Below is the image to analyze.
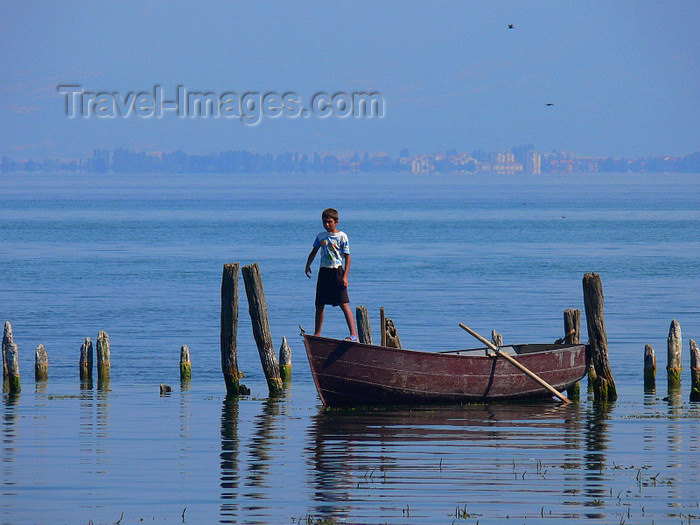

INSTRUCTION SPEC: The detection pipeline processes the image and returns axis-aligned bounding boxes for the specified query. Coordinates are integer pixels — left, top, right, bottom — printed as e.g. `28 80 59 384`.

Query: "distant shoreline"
2 148 699 176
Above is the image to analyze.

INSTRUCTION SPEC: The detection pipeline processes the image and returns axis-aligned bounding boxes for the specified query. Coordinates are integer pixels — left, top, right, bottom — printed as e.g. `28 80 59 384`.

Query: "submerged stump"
279 337 292 382
582 273 617 401
242 263 283 396
667 319 682 391
356 305 373 345
35 344 48 381
690 339 700 402
644 344 656 392
180 344 192 381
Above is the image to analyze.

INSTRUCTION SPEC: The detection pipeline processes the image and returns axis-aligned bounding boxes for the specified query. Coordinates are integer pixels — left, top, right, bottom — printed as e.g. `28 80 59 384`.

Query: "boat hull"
303 335 589 407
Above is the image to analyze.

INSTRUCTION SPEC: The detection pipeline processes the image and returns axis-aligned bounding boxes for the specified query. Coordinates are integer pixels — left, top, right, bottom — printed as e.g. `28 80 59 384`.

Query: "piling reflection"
581 401 611 518
79 385 96 470
219 395 240 524
243 390 289 508
2 393 20 495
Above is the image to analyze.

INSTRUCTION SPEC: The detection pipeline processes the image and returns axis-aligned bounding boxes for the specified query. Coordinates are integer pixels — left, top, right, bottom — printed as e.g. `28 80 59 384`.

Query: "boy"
305 208 358 341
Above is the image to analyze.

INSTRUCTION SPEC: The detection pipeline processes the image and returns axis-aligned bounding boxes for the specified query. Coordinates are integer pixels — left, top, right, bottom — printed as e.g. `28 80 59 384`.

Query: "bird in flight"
546 103 554 106
508 24 514 29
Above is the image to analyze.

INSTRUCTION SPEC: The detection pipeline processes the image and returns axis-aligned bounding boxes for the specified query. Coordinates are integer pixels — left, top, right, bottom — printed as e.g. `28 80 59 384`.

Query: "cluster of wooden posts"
1 322 114 394
220 262 292 397
2 270 698 403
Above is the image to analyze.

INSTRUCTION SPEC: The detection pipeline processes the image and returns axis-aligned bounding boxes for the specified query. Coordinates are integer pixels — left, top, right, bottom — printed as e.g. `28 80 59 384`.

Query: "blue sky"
1 1 697 159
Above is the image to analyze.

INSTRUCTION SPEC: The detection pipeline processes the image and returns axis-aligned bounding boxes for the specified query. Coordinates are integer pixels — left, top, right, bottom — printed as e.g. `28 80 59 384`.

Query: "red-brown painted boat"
303 334 590 407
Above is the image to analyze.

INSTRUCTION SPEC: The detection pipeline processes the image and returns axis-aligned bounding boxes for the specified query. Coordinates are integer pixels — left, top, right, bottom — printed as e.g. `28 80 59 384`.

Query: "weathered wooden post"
380 307 386 347
80 337 93 381
582 273 617 401
690 339 700 402
1 321 8 382
242 263 283 396
644 344 656 391
180 344 192 381
96 331 110 384
221 263 242 395
564 308 581 401
279 337 292 382
3 322 20 393
384 318 402 349
356 305 373 344
35 344 48 381
667 319 682 390
491 330 503 347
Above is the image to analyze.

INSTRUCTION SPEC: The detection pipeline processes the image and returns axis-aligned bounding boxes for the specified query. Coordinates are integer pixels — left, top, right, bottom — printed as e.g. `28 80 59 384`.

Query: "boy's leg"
339 302 358 339
314 304 325 336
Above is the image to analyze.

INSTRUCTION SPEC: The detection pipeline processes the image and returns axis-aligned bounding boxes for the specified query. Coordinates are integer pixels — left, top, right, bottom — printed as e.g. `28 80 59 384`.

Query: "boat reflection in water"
305 401 623 523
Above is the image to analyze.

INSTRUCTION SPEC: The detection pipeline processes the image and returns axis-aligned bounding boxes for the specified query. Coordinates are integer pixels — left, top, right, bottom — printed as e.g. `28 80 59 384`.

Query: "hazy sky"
1 1 697 159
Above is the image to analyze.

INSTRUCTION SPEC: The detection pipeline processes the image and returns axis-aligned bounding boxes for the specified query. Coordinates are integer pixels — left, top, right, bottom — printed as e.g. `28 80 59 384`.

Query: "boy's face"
323 216 338 233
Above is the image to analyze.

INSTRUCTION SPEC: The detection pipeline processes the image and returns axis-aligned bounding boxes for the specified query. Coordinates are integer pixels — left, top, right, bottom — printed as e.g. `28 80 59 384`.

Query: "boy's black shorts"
315 267 349 306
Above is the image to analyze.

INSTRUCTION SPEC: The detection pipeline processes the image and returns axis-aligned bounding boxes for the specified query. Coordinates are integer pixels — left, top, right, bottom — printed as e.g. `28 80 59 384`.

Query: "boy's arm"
305 247 319 278
342 253 351 287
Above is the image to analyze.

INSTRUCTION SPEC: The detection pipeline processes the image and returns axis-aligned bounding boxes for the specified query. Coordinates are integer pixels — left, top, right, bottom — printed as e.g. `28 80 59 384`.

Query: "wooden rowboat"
303 334 589 407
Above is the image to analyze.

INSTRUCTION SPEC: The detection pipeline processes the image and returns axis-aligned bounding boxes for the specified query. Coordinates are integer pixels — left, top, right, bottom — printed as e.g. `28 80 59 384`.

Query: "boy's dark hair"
322 208 339 221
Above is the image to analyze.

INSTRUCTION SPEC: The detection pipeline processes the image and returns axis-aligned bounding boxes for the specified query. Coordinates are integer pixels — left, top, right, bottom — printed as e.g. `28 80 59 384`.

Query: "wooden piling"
35 344 48 381
241 263 283 396
96 331 110 382
279 337 292 382
582 273 617 401
644 344 656 391
380 307 386 347
384 318 402 349
564 308 581 401
221 263 241 395
689 339 700 402
356 305 373 344
491 330 503 347
180 344 191 381
3 322 20 393
80 337 93 381
2 321 11 382
666 319 682 390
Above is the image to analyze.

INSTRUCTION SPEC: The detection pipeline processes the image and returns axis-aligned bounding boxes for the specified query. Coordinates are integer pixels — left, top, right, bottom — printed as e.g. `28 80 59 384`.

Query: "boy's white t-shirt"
314 231 350 269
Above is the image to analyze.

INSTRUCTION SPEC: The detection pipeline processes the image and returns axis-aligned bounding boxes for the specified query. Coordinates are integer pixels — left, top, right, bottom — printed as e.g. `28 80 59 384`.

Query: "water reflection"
307 402 586 522
219 396 240 524
582 401 611 518
2 393 20 497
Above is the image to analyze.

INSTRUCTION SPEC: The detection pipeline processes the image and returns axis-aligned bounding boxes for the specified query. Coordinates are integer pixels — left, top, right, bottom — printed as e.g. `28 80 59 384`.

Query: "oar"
459 323 571 405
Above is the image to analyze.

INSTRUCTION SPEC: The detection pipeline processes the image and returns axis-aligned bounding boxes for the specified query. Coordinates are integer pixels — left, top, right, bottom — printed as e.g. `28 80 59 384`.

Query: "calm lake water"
1 171 699 524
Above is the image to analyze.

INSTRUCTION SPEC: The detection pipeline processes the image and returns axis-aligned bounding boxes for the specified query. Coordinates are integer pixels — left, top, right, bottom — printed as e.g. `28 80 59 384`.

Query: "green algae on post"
180 344 191 381
582 273 617 401
690 339 700 402
279 337 292 382
666 319 682 391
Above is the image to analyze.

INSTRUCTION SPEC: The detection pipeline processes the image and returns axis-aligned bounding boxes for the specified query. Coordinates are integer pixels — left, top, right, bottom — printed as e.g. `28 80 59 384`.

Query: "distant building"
525 152 541 175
